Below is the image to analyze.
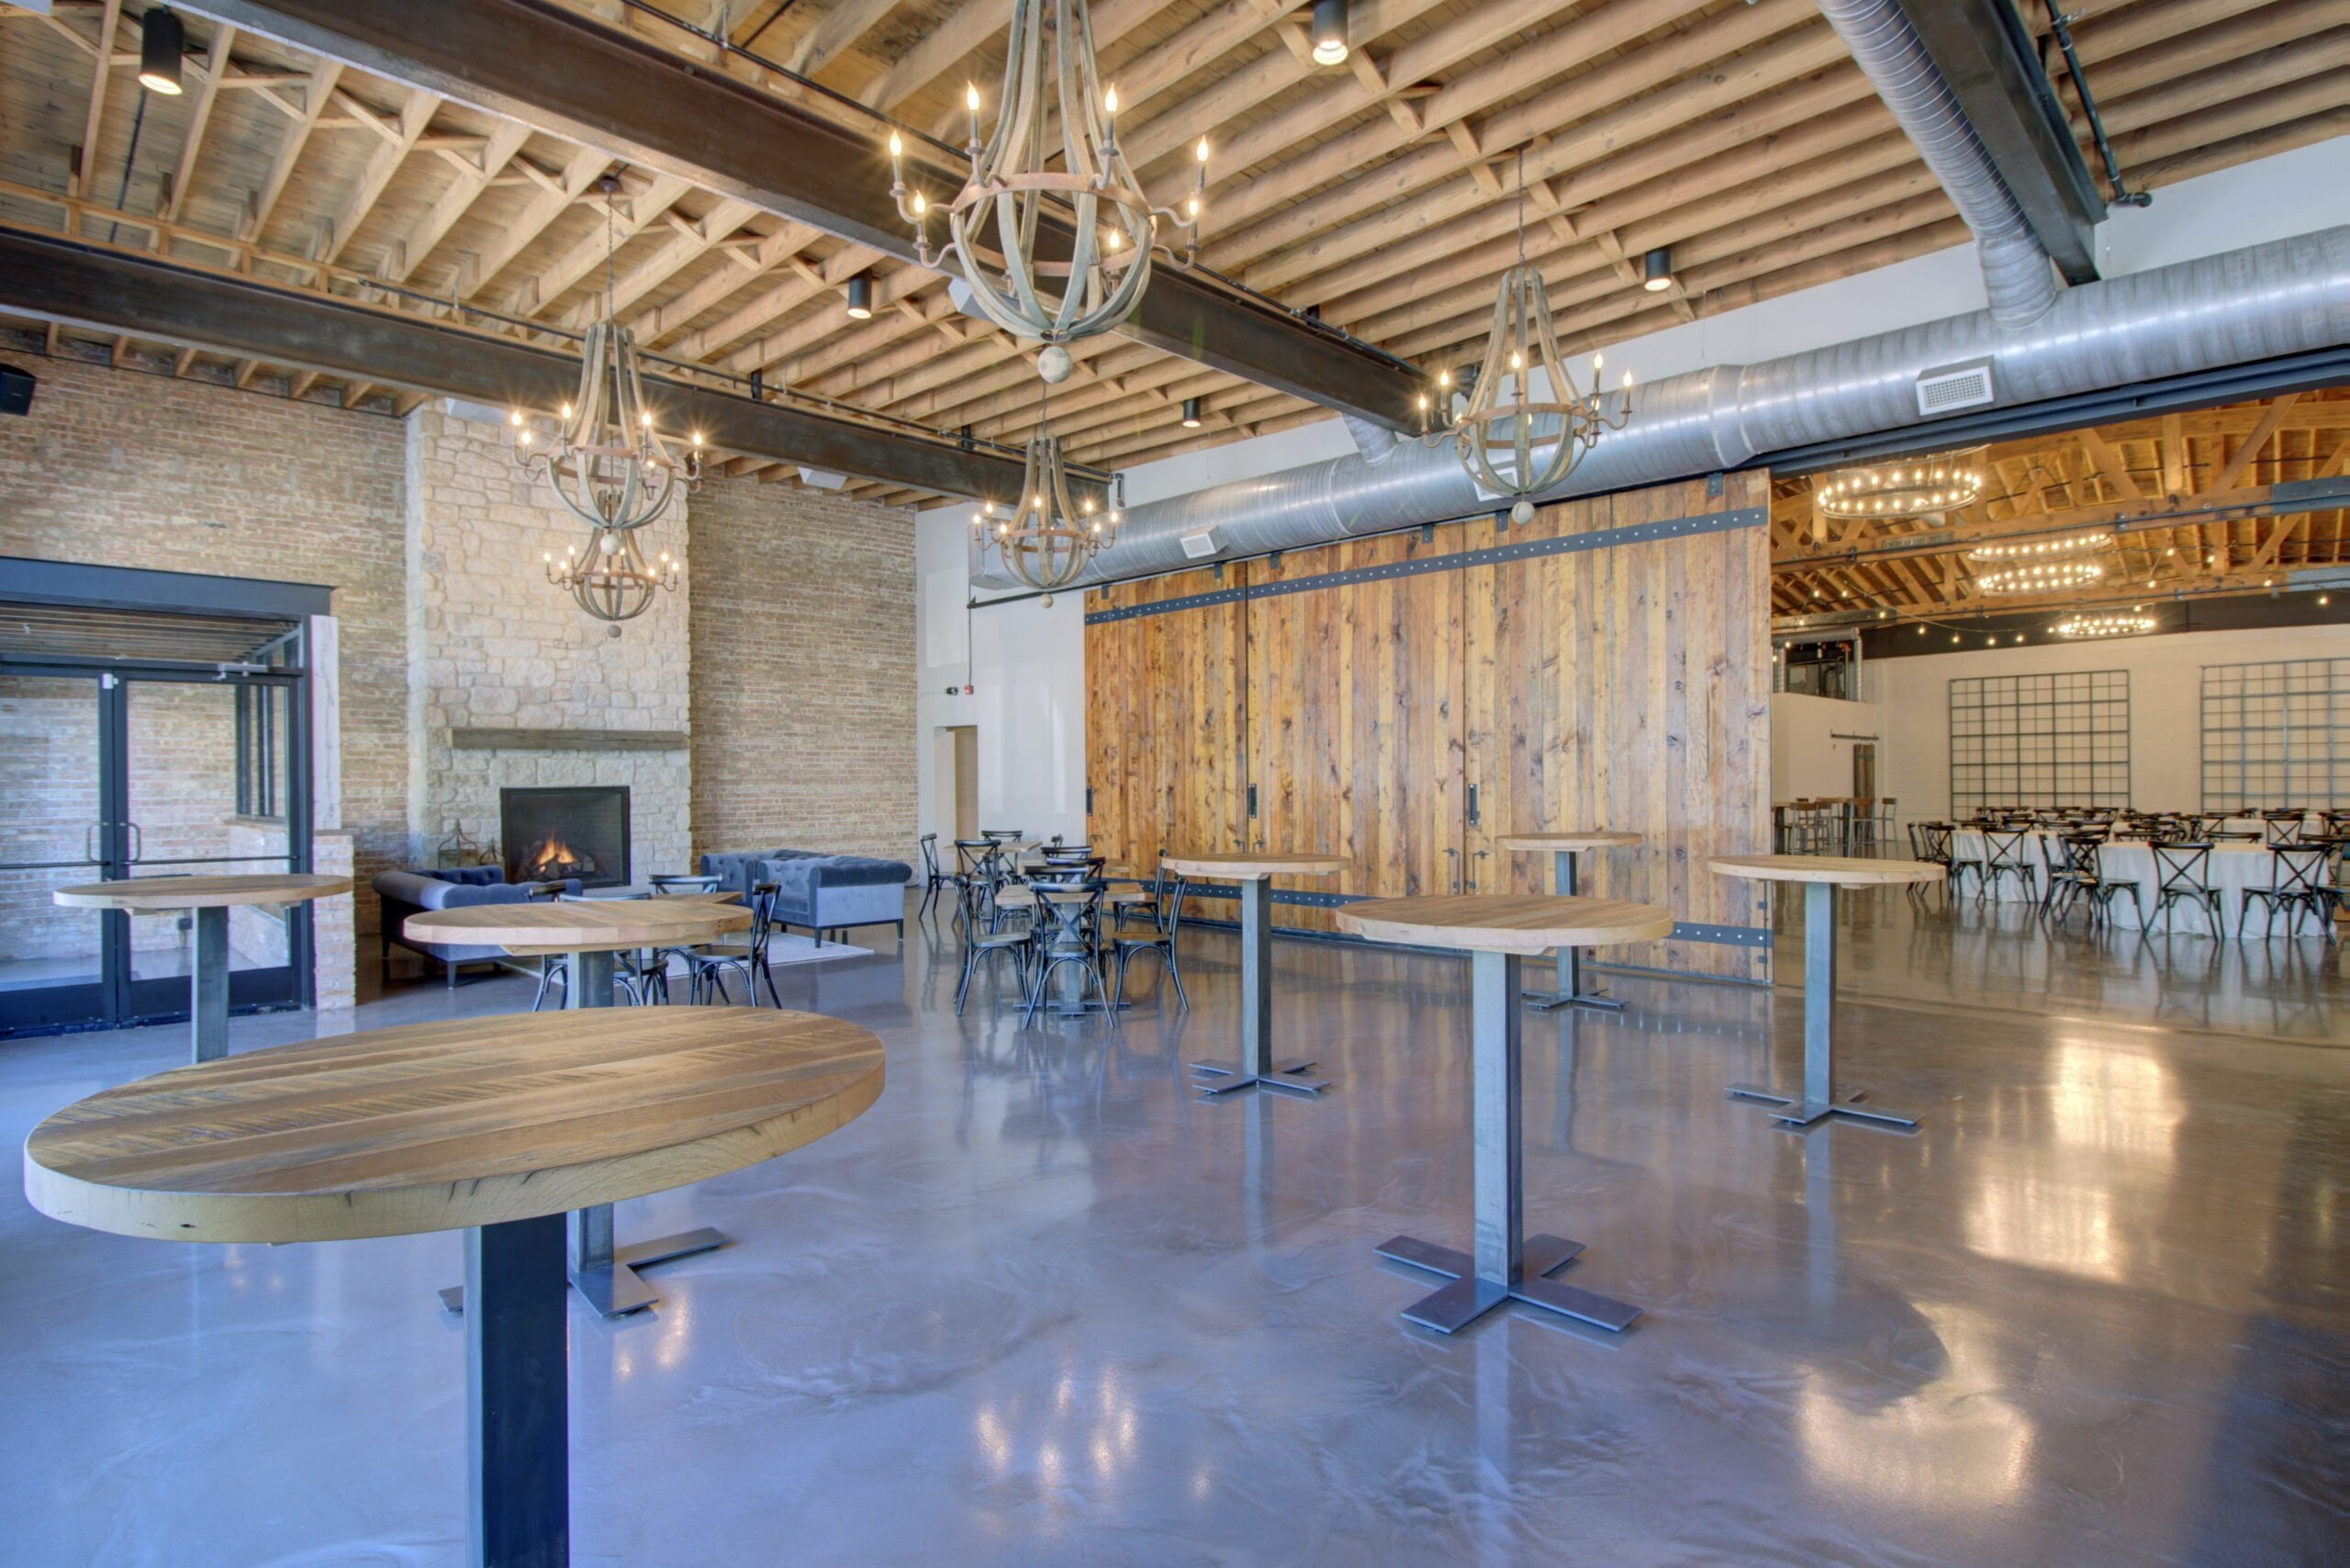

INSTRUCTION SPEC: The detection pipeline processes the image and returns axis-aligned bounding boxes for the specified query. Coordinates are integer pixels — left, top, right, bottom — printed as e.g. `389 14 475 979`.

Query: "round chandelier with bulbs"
889 0 1207 384
545 528 680 622
510 174 700 624
1814 451 1985 519
974 390 1119 603
1453 151 1631 523
1967 528 2111 564
2053 611 2155 638
1975 558 2104 595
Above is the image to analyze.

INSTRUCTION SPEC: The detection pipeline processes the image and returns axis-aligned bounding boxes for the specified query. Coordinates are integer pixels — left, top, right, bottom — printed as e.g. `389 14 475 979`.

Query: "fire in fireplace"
500 786 631 890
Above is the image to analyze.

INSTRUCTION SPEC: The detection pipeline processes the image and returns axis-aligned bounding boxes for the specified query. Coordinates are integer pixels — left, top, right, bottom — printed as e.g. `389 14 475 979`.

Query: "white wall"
1872 622 2350 826
1771 692 1885 800
912 510 1088 847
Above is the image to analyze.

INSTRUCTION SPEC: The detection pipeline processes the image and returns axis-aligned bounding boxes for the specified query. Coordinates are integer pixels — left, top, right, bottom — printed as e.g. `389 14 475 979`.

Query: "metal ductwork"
980 228 2350 589
1816 0 2064 330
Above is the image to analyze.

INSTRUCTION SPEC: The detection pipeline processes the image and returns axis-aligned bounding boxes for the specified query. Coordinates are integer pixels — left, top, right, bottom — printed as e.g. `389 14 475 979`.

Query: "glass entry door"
0 673 108 1030
0 666 308 1037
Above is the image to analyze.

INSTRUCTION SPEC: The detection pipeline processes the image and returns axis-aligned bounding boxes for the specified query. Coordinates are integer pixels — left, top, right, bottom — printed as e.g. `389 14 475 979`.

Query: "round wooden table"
1709 855 1945 1131
24 1008 882 1568
402 896 754 1317
1338 893 1672 1336
53 873 352 1065
1495 832 1645 1011
1161 853 1348 1097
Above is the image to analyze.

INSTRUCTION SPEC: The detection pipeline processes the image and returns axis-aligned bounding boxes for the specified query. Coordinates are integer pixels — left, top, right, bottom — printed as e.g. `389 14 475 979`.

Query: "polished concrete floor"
4 891 2344 1565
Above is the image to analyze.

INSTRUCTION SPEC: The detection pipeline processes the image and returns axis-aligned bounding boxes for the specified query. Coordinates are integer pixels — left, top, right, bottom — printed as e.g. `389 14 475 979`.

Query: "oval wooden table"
1161 853 1348 1097
24 1008 882 1568
403 896 754 1318
1338 893 1673 1336
53 873 353 1065
1708 855 1945 1131
1495 833 1646 1012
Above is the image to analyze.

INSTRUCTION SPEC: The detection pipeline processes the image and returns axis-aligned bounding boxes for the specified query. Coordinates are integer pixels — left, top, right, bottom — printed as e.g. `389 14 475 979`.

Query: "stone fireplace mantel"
451 729 689 752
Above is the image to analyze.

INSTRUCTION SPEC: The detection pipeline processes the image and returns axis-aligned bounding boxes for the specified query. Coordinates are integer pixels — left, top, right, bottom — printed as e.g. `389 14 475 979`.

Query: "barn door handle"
1247 784 1259 819
1444 846 1460 893
1468 848 1488 890
1466 783 1480 826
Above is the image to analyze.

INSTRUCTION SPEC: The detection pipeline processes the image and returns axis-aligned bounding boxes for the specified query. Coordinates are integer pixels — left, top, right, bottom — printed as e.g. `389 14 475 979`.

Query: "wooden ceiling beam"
460 144 612 301
185 0 1422 426
382 120 531 283
319 89 442 266
1221 7 1841 291
241 60 343 245
510 172 693 317
784 0 905 79
161 20 238 223
69 1 123 202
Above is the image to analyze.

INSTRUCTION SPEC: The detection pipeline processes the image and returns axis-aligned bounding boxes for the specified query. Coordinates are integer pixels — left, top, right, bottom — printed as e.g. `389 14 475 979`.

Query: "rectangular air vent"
1180 527 1218 560
1916 359 1996 418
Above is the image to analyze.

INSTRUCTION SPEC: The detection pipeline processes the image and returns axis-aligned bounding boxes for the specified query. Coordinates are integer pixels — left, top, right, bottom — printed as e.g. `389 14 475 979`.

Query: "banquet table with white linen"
1949 830 2322 937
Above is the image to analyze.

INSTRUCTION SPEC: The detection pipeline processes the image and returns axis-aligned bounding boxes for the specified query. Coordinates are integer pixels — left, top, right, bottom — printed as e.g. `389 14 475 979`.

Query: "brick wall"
688 479 918 864
0 354 409 942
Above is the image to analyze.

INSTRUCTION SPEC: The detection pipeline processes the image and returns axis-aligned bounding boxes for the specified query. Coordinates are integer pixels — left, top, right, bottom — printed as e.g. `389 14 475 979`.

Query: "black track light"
1181 397 1203 429
1641 246 1674 293
1311 0 1348 66
845 274 874 320
139 7 185 95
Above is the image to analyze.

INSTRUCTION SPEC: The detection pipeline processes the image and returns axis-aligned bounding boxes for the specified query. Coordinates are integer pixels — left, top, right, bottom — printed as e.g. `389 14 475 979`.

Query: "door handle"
126 822 143 861
1469 848 1488 890
1444 846 1460 893
1466 782 1480 826
85 822 102 862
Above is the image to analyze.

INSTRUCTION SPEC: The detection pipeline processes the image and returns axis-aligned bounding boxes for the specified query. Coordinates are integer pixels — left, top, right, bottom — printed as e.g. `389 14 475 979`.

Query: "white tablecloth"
1949 830 2316 937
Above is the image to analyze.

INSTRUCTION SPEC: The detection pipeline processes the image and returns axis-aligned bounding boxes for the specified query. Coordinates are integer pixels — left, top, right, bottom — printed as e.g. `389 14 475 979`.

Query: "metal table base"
1382 950 1638 1335
189 904 232 1063
467 1213 568 1567
442 949 733 1318
1522 852 1623 1012
1726 880 1918 1133
1189 878 1333 1098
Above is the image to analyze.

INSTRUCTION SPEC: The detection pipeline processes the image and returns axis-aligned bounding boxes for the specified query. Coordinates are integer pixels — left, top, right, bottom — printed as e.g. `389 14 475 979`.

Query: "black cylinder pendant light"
139 7 185 95
1181 397 1203 429
1641 246 1675 293
845 274 874 320
1310 0 1348 66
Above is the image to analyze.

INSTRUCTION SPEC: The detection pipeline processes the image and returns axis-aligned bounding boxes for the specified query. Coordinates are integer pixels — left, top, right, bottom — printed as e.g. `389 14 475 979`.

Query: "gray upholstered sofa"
374 867 579 988
699 848 912 944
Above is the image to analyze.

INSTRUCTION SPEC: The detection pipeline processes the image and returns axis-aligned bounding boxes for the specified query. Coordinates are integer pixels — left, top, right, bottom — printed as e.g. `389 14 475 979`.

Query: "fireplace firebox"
501 786 631 890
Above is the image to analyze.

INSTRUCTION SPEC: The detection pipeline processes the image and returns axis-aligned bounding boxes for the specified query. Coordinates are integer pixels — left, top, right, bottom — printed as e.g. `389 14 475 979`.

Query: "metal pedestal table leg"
1378 951 1639 1335
1523 853 1623 1012
1727 881 1918 1131
190 903 230 1064
441 949 727 1316
1192 877 1328 1096
467 1214 568 1568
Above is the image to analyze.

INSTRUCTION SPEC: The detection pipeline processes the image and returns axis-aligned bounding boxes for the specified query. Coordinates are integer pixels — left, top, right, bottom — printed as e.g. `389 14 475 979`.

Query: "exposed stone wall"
403 405 693 883
688 478 918 864
0 355 409 948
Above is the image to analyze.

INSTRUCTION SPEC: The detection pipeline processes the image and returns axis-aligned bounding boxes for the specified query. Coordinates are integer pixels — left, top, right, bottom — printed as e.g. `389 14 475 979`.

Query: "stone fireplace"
405 403 692 882
502 786 631 888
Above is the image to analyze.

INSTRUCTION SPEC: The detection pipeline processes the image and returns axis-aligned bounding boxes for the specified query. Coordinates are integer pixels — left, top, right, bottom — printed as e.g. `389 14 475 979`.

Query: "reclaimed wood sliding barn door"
1081 471 1772 980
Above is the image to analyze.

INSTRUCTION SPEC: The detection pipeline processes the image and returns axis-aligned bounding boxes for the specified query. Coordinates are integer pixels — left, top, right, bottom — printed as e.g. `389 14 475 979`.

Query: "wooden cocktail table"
1338 893 1672 1336
53 873 352 1064
24 1008 881 1568
1708 855 1944 1130
1495 833 1644 1011
403 897 753 1316
1161 853 1348 1097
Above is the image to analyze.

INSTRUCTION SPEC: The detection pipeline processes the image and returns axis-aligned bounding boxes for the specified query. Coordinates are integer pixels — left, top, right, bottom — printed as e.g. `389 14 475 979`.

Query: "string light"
1815 452 1986 521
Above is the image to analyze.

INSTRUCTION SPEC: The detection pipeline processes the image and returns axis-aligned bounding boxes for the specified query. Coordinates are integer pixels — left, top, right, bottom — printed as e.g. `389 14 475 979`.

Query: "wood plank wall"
1083 473 1772 980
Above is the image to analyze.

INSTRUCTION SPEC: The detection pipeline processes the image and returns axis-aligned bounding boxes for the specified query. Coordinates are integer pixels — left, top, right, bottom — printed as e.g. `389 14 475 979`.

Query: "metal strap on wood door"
1084 505 1767 625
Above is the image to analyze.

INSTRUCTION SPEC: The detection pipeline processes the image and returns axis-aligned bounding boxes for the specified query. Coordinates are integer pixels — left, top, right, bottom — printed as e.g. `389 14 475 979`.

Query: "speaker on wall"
0 364 34 416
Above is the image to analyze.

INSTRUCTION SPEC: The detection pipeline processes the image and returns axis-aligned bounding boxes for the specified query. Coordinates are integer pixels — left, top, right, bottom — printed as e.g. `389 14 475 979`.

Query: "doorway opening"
934 724 979 843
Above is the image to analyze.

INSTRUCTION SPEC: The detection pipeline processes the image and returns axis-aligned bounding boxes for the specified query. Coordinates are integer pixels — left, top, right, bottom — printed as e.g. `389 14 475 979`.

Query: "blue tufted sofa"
699 847 912 944
373 867 580 988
